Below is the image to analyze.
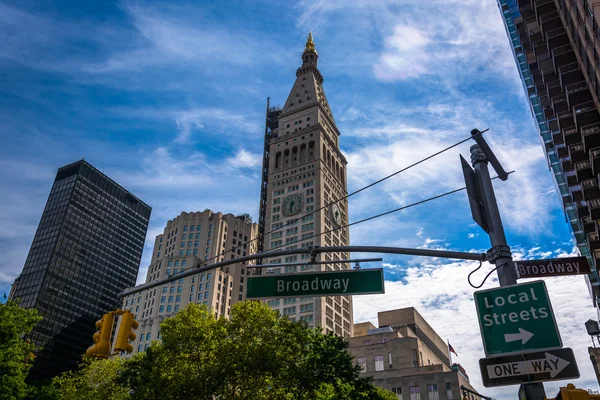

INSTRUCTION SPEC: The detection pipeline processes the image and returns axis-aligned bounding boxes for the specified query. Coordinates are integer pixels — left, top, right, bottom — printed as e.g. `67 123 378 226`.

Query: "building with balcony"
497 0 600 310
118 210 258 356
348 308 483 400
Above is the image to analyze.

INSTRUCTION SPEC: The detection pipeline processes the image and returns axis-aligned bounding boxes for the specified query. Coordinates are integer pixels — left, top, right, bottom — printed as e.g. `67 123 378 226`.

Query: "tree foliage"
52 358 128 400
51 301 397 399
0 300 41 400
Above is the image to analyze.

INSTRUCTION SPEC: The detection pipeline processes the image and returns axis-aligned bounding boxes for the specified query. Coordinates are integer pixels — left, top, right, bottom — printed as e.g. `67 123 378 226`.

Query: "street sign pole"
468 130 545 399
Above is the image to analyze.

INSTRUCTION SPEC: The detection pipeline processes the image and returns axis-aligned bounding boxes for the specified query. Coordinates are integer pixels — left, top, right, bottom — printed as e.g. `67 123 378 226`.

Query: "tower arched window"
299 144 307 163
308 141 315 159
292 146 299 166
275 152 282 169
284 149 290 166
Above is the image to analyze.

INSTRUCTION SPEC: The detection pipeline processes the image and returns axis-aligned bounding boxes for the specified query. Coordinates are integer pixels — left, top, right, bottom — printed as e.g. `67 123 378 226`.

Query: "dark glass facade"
497 0 600 309
9 160 151 379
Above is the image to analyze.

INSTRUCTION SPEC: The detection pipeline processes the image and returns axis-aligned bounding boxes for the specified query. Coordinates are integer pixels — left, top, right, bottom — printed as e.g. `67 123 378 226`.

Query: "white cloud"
226 149 262 169
174 108 258 144
468 233 476 239
353 259 599 399
374 25 431 81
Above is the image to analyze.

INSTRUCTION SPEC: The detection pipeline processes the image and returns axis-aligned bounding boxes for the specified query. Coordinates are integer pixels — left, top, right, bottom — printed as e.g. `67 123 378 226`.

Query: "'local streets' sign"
246 268 384 299
479 348 579 387
516 256 590 279
474 281 561 357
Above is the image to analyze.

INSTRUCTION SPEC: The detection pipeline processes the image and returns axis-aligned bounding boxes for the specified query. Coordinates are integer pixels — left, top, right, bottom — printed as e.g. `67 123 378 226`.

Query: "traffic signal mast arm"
120 245 487 298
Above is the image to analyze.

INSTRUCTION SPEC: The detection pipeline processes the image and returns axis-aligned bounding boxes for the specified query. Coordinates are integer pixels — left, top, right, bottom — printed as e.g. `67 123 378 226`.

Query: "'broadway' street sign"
246 268 384 299
474 281 561 357
479 348 579 387
516 256 590 279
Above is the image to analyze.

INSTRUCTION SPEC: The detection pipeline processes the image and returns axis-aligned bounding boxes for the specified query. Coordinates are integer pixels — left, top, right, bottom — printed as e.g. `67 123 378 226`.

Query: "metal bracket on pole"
485 245 512 264
309 246 318 263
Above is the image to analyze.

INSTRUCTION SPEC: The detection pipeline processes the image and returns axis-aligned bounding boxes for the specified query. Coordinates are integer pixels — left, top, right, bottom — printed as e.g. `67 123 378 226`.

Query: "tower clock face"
282 194 303 216
331 203 342 226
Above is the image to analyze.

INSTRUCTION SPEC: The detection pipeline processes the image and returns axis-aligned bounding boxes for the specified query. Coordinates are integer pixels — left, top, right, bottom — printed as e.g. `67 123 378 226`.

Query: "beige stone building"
119 210 258 355
349 307 483 400
261 33 353 337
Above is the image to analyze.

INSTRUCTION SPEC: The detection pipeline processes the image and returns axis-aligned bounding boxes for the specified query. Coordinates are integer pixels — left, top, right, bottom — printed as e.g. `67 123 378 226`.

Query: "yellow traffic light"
547 384 600 400
85 313 115 358
114 311 139 353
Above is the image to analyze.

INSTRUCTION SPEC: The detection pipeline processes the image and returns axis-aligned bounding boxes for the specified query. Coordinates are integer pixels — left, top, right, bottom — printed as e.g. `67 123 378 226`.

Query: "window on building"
427 384 438 400
409 386 420 400
357 357 367 373
445 383 453 400
374 355 384 372
167 305 172 312
162 287 168 293
204 292 209 299
183 226 188 232
177 286 182 293
160 296 166 303
174 305 180 312
391 388 402 399
412 349 419 367
388 352 393 369
159 305 164 312
176 295 181 303
168 296 173 303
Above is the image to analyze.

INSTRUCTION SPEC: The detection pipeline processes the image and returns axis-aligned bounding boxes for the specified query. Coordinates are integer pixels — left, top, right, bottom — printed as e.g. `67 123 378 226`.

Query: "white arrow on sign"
504 328 534 345
487 353 570 379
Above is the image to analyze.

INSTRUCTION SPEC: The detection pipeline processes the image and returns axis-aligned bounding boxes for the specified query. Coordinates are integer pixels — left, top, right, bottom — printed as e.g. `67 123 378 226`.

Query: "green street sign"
474 281 562 357
246 268 385 299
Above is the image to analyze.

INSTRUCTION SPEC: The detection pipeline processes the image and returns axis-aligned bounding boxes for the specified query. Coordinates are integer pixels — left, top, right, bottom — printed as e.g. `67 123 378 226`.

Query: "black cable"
264 170 512 257
467 260 499 289
264 187 467 255
199 133 484 267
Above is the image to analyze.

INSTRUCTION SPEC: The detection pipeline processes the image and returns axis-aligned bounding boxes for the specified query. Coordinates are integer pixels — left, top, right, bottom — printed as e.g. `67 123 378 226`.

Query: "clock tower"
261 33 353 337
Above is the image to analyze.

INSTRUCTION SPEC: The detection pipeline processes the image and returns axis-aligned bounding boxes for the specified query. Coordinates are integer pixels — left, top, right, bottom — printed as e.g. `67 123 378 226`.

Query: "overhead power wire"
259 170 513 258
121 171 512 297
197 130 488 268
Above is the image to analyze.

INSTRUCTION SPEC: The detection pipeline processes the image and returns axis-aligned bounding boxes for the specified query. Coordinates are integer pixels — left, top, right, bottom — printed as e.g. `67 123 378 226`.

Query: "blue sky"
0 0 597 397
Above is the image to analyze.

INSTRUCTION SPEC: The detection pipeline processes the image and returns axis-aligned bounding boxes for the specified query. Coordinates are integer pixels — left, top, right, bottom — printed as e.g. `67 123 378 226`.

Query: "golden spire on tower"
305 31 317 53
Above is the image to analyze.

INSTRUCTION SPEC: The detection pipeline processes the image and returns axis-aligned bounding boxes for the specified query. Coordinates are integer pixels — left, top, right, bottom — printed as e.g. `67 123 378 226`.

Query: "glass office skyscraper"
9 160 151 379
497 0 600 311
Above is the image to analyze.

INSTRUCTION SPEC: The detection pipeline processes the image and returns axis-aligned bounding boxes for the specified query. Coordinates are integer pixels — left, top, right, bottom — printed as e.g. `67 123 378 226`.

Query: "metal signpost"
516 256 590 279
246 268 384 300
474 281 561 356
462 130 576 399
479 348 579 387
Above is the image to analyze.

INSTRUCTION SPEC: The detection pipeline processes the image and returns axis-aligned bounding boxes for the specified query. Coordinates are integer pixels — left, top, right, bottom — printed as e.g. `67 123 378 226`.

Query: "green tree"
52 358 128 400
0 301 41 400
52 301 396 399
119 302 397 399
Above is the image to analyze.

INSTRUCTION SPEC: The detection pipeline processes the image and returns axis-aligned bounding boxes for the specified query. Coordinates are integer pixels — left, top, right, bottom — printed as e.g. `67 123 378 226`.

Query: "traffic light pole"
469 134 546 400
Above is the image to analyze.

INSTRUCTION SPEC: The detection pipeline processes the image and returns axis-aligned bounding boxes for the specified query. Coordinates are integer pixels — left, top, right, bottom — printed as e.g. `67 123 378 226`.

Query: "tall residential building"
119 210 258 355
9 160 151 379
259 33 353 337
349 308 483 400
497 0 600 309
